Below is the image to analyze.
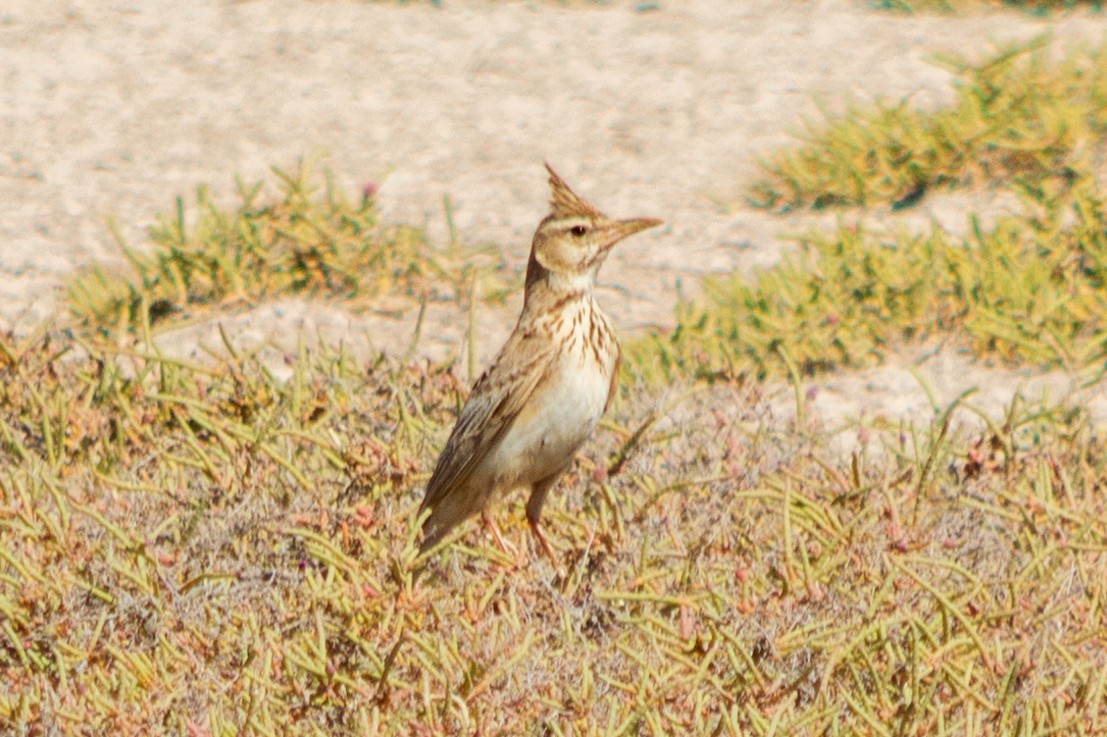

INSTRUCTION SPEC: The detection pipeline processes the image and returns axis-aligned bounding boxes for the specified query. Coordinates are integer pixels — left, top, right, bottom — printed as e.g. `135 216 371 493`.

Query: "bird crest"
545 163 604 219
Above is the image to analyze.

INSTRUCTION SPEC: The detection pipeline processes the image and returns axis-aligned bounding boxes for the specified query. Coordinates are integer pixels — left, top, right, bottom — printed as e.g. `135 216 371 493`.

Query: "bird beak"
601 217 663 250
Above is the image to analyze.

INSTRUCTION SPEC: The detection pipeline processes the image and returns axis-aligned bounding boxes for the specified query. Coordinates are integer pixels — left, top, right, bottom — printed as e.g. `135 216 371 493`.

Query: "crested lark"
418 164 661 560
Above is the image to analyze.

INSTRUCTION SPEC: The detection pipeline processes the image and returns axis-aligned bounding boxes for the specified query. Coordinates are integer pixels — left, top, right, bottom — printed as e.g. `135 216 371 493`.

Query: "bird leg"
526 472 565 568
481 511 516 557
527 517 558 563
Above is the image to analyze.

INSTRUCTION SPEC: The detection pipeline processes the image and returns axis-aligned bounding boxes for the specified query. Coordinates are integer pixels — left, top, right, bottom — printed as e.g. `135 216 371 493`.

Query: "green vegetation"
634 179 1107 381
2 327 1105 734
875 0 1102 14
68 164 508 336
634 40 1107 383
750 39 1102 211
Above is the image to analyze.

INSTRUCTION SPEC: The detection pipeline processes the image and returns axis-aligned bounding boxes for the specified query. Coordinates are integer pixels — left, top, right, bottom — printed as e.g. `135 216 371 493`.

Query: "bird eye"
570 225 588 237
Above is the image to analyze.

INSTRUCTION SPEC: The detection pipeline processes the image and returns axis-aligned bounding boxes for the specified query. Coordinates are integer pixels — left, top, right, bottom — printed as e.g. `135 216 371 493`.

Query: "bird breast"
489 300 617 488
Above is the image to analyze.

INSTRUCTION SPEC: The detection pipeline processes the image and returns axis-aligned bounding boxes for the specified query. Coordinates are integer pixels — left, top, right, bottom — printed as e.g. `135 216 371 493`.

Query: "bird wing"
420 323 557 514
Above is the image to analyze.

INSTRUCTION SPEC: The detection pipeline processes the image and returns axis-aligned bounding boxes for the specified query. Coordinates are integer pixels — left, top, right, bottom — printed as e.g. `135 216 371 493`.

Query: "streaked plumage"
418 164 661 559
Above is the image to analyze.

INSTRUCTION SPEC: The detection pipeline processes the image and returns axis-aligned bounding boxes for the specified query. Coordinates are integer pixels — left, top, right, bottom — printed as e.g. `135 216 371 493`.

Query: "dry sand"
2 0 1105 435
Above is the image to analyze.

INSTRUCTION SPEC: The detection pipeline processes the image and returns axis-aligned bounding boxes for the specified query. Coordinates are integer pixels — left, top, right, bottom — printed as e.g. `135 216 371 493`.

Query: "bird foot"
528 519 566 578
482 512 518 558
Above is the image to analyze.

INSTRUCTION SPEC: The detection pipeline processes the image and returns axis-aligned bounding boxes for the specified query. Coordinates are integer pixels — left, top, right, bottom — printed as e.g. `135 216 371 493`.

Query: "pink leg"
481 511 516 556
526 470 569 567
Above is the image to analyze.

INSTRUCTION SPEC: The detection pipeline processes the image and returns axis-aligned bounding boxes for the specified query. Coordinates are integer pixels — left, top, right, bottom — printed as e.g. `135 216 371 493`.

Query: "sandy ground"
3 0 1106 434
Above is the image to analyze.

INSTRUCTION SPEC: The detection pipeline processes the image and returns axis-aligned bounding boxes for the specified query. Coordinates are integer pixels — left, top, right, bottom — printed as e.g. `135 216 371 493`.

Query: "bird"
417 163 662 562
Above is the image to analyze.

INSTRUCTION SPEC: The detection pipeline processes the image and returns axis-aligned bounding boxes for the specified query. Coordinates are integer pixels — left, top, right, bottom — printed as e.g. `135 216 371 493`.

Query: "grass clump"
632 178 1107 381
68 163 506 335
876 0 1102 14
750 38 1104 211
0 328 445 733
641 41 1107 383
2 326 1105 734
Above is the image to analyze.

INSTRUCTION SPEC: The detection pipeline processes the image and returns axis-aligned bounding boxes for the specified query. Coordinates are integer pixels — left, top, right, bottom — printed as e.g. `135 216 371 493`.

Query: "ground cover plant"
635 178 1107 382
749 38 1101 211
2 326 1105 735
67 163 510 336
637 40 1107 384
2 35 1107 737
875 0 1103 14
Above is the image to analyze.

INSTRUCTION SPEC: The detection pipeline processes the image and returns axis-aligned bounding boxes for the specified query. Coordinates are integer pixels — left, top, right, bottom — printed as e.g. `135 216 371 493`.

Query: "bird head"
525 164 662 295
